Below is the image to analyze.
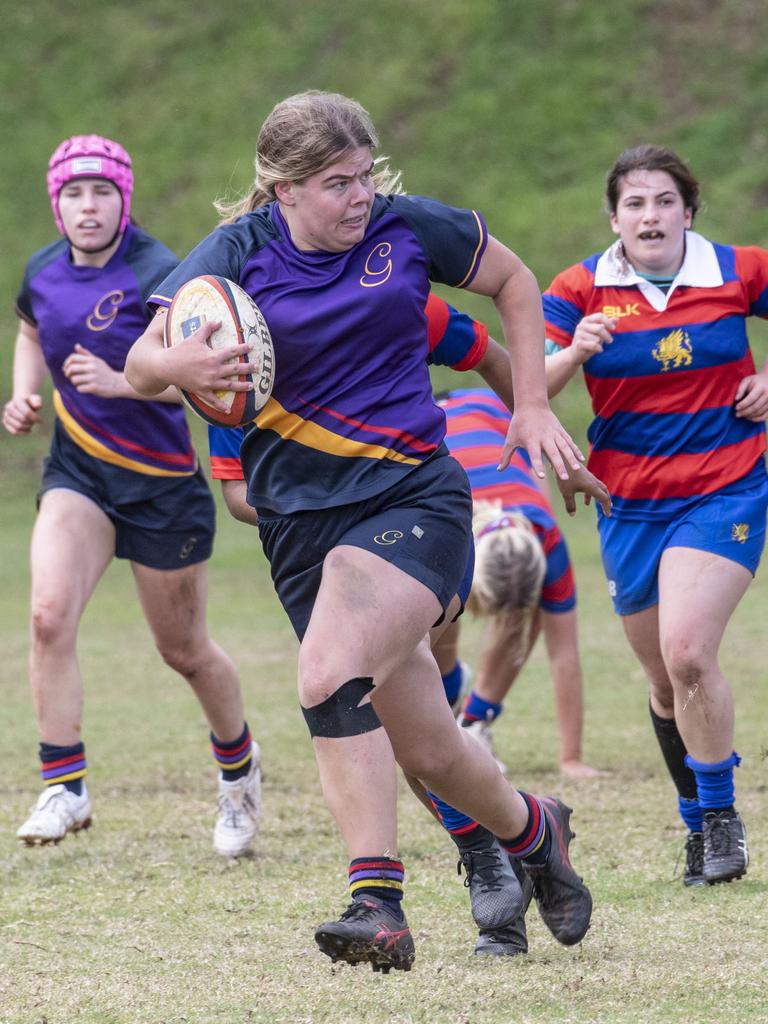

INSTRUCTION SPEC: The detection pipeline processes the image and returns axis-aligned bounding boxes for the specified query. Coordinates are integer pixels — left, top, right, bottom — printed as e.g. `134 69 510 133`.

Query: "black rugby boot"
523 797 592 945
315 895 415 973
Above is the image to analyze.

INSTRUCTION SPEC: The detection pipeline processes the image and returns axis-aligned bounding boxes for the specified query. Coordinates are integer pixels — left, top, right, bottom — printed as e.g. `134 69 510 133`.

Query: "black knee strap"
301 677 382 738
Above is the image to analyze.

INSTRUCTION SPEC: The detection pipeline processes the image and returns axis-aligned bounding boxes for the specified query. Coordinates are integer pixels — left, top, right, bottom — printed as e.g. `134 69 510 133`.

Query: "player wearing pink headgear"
47 135 134 244
4 135 261 858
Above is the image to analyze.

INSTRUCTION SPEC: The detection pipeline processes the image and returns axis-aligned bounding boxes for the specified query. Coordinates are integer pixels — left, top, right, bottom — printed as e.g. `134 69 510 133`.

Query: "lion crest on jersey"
652 329 693 372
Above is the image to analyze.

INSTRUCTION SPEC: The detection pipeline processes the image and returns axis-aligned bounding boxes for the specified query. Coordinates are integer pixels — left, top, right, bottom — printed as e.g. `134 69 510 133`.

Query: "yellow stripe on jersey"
254 397 422 465
53 391 196 477
454 211 486 289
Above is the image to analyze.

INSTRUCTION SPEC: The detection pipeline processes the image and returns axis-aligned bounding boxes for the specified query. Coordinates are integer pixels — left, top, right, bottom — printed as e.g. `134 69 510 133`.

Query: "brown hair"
215 90 402 223
605 144 700 220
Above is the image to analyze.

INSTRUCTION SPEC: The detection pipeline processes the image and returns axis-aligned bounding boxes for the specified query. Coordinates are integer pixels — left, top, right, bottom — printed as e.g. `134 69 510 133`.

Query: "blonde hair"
215 90 402 223
468 501 546 618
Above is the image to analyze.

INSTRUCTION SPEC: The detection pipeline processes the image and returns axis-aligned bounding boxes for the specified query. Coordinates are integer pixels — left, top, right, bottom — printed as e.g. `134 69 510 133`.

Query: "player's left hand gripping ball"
164 275 275 427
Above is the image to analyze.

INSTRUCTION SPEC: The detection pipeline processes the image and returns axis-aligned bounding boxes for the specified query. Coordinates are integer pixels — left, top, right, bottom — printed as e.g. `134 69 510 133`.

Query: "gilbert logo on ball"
164 275 275 427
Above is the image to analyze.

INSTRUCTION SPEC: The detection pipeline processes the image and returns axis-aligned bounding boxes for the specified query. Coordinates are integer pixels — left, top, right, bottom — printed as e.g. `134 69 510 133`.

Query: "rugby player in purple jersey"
205 322 609 959
544 144 768 886
126 91 594 971
4 135 260 858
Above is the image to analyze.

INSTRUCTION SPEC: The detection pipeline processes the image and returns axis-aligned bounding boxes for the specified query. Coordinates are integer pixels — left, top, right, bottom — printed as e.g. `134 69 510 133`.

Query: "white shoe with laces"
213 743 262 857
459 714 508 775
17 783 92 845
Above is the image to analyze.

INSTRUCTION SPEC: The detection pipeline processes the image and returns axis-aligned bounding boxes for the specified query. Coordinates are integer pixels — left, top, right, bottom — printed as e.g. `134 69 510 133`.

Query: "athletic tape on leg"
301 677 382 738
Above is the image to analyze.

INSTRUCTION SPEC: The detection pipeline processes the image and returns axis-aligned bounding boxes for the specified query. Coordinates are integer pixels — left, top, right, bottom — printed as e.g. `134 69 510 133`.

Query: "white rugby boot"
17 783 93 845
459 714 508 775
213 743 262 857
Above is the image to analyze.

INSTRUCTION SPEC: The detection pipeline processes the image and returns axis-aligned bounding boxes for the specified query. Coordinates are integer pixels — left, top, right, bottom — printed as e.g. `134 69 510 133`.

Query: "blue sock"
678 796 703 833
427 790 476 834
441 661 463 707
463 692 502 723
684 751 741 811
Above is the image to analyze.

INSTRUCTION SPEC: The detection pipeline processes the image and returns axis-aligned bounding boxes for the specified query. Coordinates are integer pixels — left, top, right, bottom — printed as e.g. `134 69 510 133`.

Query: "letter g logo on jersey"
360 242 393 288
87 289 125 332
374 530 404 546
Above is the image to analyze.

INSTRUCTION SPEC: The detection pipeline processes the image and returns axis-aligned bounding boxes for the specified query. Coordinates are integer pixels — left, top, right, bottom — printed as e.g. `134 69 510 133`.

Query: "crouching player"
434 387 604 781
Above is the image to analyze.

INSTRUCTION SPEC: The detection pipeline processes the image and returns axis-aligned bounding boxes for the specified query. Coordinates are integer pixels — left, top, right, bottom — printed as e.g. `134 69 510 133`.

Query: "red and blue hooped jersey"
208 294 489 479
16 225 196 476
152 194 488 513
437 388 576 613
543 231 768 519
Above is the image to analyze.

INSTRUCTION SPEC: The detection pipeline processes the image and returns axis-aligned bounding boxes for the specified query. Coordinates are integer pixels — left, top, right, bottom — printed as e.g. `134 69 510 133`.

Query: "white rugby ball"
164 275 275 427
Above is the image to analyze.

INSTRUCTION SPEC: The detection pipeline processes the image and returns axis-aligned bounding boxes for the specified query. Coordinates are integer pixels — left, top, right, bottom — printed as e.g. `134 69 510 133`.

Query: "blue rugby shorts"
597 471 768 616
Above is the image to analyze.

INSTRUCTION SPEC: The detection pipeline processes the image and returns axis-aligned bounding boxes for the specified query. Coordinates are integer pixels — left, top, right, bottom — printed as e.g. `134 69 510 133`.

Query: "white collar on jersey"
593 230 723 312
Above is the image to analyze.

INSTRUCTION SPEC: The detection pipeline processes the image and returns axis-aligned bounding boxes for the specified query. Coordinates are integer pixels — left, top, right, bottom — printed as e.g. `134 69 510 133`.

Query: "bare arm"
125 309 257 412
467 236 583 479
545 346 587 398
3 319 47 435
474 335 611 517
221 479 258 526
469 609 541 704
541 609 602 778
546 313 618 398
473 336 515 413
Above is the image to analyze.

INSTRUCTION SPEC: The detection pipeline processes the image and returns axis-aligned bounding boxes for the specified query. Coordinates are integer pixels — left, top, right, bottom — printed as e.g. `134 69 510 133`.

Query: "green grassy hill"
2 0 767 463
3 9 768 1021
2 0 767 317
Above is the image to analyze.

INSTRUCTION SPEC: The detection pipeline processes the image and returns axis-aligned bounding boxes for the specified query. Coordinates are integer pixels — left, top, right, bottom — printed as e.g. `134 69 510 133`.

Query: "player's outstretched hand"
734 369 768 421
2 394 43 435
499 405 584 480
554 463 612 517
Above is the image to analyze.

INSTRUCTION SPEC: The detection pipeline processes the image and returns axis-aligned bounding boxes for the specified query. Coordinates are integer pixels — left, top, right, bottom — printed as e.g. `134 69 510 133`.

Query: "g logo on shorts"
179 537 198 559
374 530 403 546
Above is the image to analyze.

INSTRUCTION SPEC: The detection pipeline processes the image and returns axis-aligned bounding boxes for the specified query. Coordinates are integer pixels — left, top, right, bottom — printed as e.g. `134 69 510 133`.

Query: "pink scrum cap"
46 134 134 235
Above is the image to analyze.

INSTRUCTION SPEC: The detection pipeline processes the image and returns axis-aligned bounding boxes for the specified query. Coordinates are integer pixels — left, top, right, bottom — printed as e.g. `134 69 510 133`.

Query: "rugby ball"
164 275 275 427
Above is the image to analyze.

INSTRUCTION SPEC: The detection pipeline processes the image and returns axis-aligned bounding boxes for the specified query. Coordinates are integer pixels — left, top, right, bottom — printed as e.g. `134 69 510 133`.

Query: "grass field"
2 3 768 1021
2 414 768 1024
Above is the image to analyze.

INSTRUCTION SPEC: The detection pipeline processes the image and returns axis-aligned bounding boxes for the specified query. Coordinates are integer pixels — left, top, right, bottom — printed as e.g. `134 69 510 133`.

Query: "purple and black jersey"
17 225 196 476
150 194 488 513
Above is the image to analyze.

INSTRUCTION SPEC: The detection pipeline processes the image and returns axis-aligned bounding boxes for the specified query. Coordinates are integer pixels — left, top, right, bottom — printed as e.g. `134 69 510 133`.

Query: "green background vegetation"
1 2 768 1022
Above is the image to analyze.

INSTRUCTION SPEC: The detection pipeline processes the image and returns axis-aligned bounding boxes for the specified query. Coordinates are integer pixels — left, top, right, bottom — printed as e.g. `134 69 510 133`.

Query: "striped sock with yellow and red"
40 741 87 795
498 791 551 867
349 857 405 919
211 723 253 781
